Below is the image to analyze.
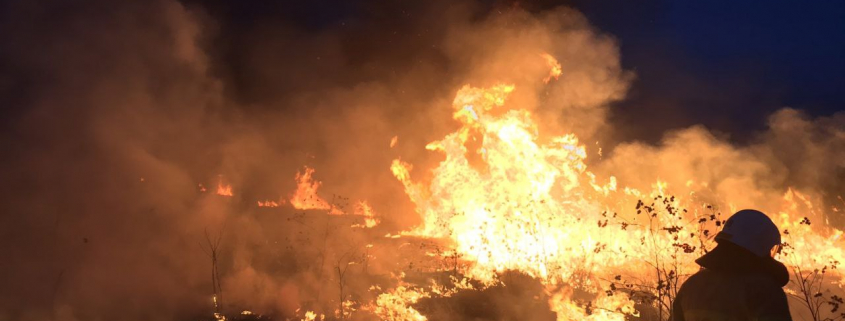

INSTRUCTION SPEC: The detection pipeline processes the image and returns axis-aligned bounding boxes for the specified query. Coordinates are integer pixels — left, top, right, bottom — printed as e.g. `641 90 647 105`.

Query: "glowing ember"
353 201 380 228
366 282 430 321
257 200 281 207
300 310 324 321
216 179 233 196
390 136 399 148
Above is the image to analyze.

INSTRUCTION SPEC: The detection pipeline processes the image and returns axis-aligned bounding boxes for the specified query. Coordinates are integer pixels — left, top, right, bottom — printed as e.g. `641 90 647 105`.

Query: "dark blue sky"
1 0 842 142
198 0 844 142
572 0 845 140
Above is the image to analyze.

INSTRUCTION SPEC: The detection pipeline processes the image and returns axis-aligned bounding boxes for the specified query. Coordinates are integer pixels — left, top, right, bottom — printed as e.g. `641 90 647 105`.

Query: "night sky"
576 0 845 141
191 0 845 142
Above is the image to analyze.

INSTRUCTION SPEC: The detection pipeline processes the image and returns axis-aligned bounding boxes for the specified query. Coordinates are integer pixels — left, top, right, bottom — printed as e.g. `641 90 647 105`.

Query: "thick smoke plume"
0 0 841 320
595 109 845 228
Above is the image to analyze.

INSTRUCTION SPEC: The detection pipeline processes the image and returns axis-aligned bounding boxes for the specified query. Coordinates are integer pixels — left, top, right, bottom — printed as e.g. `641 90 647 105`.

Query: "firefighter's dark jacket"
671 241 792 321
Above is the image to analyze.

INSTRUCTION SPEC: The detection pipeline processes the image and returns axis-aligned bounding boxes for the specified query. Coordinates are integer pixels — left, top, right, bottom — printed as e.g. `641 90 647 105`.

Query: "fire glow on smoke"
234 54 841 321
369 55 844 320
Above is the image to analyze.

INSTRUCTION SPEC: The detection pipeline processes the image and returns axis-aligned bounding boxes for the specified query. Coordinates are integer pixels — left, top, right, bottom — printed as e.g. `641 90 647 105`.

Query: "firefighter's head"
715 209 782 258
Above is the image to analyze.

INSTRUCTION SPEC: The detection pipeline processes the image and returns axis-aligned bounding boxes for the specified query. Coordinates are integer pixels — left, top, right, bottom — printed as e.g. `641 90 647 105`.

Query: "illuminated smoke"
0 0 841 320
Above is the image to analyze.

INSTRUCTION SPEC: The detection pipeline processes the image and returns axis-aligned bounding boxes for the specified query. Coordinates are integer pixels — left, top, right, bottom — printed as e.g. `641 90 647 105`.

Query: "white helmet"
715 209 782 257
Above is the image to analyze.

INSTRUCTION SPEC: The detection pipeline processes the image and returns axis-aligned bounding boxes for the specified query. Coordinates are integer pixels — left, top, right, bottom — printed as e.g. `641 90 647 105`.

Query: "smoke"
0 0 841 320
594 108 845 227
0 0 229 319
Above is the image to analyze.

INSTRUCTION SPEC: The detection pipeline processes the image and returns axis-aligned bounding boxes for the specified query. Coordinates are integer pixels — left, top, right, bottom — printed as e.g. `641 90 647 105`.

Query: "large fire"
372 55 845 320
10 2 844 321
219 54 842 321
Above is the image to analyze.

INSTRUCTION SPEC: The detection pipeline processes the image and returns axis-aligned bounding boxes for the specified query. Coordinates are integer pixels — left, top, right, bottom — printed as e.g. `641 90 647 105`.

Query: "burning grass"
5 2 843 321
199 57 845 321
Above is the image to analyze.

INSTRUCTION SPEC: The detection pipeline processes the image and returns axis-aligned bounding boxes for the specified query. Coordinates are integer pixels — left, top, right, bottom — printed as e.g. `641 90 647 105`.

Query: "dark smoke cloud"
0 0 842 320
0 1 230 319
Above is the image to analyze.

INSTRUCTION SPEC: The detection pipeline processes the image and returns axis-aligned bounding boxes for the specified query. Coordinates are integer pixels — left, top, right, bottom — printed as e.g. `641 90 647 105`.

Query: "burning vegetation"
1 1 844 321
194 67 845 321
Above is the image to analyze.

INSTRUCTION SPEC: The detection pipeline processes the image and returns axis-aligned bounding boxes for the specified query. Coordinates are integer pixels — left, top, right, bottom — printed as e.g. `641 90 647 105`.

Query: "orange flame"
353 201 380 228
290 166 331 210
385 54 845 319
257 200 281 207
541 53 562 83
290 166 343 214
216 180 233 197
